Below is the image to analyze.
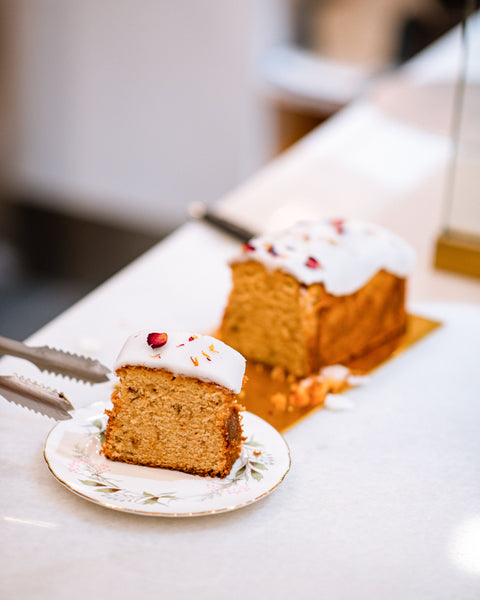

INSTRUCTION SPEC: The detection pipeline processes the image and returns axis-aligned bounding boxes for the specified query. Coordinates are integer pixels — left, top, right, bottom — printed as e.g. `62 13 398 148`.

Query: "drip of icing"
114 331 246 394
234 219 416 295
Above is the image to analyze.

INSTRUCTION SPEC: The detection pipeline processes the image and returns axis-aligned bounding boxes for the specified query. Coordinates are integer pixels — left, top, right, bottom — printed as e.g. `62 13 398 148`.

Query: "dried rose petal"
305 256 322 269
147 332 168 349
331 219 344 235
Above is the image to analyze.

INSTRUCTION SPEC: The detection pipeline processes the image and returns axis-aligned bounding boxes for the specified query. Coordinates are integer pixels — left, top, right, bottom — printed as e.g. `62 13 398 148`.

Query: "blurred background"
0 0 464 339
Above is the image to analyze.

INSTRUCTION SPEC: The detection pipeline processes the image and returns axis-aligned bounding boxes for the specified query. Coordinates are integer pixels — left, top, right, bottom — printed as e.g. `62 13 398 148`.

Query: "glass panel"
444 1 480 238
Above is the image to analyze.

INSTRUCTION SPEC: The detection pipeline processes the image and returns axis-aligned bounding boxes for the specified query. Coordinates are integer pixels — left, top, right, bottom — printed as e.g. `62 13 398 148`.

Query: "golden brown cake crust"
221 261 407 377
102 367 245 478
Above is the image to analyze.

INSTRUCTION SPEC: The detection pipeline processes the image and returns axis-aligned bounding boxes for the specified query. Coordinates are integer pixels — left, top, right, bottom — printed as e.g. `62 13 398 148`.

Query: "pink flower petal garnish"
331 219 344 235
147 332 168 349
305 256 322 269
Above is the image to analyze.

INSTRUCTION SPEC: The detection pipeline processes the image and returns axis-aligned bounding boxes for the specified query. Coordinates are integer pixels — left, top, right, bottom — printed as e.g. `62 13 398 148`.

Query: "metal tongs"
0 334 110 420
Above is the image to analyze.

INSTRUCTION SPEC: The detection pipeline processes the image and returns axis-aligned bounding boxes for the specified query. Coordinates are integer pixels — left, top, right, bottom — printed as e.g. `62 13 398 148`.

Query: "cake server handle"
0 335 110 384
0 374 74 420
188 201 256 243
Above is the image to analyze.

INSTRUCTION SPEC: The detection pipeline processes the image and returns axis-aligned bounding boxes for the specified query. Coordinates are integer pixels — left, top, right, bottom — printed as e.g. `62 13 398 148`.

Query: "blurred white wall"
1 0 291 233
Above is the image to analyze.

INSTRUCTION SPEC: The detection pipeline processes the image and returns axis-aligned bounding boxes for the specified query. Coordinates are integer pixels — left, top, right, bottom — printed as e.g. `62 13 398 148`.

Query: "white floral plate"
44 402 291 517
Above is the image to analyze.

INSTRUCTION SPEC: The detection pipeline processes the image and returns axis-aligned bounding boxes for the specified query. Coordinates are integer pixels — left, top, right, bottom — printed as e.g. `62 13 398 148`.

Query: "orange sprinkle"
190 356 199 366
253 450 262 456
209 344 219 353
202 351 212 361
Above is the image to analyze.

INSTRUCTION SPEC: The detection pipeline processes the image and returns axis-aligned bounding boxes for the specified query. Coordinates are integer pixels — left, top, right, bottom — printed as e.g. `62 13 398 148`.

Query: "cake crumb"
271 392 288 411
287 365 369 410
289 376 329 408
271 365 286 382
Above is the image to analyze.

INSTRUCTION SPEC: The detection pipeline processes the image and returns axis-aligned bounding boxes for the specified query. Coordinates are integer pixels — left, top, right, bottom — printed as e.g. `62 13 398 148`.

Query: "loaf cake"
103 331 246 478
220 219 415 377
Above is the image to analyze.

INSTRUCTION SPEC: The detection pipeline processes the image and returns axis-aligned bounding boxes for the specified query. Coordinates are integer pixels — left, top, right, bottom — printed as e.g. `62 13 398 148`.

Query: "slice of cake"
220 218 415 377
103 331 246 478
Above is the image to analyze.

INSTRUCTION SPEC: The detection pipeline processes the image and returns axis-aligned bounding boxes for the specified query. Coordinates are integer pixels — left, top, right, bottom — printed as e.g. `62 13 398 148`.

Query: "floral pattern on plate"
44 402 290 516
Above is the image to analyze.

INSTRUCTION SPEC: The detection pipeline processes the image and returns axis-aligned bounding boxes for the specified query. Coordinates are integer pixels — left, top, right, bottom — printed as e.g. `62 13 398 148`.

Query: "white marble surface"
1 220 479 599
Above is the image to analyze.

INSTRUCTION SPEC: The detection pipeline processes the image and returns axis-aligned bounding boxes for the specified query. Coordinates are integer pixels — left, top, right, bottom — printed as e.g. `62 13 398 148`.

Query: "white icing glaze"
234 219 415 295
321 364 350 381
324 394 356 412
114 330 246 394
320 365 370 386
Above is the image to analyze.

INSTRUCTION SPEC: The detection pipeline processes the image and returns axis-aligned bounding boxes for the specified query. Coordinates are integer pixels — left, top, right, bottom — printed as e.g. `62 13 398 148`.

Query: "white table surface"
1 221 479 599
2 17 480 600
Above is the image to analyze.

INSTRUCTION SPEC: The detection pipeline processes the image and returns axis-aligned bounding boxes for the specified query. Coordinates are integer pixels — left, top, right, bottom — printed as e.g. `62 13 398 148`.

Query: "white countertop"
1 221 479 599
1 16 480 600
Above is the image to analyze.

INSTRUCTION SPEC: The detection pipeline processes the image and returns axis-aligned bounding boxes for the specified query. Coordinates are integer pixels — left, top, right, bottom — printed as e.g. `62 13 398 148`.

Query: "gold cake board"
239 314 441 433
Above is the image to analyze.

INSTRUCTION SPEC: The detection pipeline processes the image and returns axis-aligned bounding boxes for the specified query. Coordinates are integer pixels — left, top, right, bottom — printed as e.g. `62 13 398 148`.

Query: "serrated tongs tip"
0 374 74 420
35 344 111 383
0 335 110 384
